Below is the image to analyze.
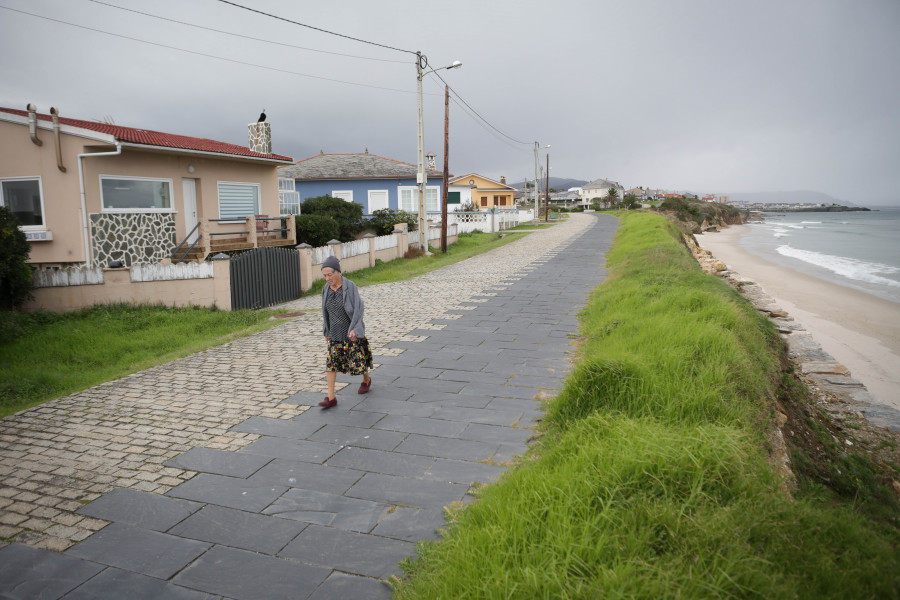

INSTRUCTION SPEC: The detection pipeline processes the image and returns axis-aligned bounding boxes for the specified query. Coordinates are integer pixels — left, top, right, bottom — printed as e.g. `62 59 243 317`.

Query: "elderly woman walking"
319 255 373 408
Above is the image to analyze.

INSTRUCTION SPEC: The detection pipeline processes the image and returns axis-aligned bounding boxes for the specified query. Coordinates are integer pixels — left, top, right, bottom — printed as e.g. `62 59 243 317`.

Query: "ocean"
738 207 900 304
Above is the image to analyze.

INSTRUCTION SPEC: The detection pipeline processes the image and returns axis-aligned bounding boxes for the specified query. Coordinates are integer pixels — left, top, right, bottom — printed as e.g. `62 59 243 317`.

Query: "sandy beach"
696 225 900 413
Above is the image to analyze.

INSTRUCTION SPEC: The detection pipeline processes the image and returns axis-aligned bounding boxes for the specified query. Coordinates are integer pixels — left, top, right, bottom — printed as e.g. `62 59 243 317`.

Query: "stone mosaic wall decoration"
248 122 272 154
90 213 176 267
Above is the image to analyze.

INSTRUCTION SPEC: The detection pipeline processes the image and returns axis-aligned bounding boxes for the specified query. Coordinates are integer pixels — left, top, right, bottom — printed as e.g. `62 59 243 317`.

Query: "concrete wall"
24 260 232 313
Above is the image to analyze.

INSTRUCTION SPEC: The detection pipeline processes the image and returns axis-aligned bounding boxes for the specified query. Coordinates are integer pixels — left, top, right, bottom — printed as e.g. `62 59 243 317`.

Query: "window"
278 178 300 215
500 196 507 206
1 177 45 229
480 196 488 207
100 176 173 212
447 191 461 205
398 186 439 213
218 182 260 220
332 190 353 203
367 190 389 213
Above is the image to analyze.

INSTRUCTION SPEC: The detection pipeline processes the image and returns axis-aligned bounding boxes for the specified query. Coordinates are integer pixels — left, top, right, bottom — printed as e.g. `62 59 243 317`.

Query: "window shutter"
218 183 259 220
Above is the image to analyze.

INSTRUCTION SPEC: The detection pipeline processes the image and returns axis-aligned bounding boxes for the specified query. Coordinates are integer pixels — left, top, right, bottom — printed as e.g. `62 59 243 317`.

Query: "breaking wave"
776 245 900 288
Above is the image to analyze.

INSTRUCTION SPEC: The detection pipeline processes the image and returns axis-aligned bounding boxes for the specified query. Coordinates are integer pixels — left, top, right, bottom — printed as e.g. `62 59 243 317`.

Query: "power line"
0 5 425 95
86 0 408 64
431 71 532 147
214 0 417 56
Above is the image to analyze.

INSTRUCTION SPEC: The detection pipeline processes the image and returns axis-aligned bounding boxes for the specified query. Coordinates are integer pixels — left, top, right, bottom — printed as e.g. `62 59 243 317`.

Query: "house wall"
453 175 515 209
0 119 282 269
0 119 88 265
294 177 445 213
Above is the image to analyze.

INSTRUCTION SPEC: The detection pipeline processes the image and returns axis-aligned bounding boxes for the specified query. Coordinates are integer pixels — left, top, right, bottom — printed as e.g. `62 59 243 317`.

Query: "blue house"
277 152 447 215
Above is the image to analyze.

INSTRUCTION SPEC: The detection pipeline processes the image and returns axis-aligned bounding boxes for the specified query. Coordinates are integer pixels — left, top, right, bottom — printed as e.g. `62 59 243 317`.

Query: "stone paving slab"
0 213 618 598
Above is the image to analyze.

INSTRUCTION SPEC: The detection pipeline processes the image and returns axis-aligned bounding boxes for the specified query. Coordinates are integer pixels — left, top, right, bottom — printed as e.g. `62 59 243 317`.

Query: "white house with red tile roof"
0 105 293 269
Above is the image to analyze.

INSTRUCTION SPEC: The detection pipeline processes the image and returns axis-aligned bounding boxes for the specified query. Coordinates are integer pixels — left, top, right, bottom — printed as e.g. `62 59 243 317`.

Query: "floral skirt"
326 338 373 375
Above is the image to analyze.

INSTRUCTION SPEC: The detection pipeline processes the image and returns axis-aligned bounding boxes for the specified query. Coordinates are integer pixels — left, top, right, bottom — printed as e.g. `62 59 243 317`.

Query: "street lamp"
417 53 462 255
533 142 550 221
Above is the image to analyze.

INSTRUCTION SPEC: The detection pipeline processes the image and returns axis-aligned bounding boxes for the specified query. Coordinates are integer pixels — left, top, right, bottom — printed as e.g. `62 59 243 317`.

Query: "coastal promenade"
0 213 617 599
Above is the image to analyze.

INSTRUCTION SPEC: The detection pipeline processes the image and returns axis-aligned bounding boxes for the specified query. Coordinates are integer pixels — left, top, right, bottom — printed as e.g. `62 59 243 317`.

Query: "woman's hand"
349 330 357 342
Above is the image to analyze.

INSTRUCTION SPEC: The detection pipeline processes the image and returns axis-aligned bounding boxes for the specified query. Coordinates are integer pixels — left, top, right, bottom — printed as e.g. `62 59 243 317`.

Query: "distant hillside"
508 177 588 191
726 190 855 207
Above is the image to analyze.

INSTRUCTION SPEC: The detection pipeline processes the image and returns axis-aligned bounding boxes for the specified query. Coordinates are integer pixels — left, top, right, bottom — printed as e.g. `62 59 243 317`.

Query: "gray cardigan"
321 277 366 339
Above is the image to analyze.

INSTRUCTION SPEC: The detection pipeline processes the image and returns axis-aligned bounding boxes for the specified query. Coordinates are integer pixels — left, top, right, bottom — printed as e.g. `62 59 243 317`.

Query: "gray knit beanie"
322 255 341 272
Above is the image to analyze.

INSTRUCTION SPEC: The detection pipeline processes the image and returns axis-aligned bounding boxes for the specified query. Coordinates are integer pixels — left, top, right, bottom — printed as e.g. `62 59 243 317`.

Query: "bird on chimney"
257 109 267 123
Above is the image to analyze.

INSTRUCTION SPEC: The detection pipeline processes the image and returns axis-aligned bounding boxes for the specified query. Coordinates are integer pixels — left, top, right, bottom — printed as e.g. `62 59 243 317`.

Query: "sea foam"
776 245 900 288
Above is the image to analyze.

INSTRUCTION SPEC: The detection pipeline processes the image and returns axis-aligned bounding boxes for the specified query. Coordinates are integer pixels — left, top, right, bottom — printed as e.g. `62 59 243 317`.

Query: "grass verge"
392 212 900 599
0 304 285 418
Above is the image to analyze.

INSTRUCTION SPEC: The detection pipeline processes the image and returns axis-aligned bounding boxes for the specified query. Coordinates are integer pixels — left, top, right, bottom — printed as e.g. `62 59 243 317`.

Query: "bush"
295 214 340 248
0 206 33 310
368 209 417 236
301 195 363 241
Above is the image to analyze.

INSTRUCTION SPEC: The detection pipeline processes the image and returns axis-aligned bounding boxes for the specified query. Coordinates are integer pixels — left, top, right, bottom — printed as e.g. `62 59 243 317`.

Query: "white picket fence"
33 267 105 287
131 262 214 282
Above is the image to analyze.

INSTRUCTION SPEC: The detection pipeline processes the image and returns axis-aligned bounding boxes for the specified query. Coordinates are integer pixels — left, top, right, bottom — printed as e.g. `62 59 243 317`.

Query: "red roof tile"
0 107 292 162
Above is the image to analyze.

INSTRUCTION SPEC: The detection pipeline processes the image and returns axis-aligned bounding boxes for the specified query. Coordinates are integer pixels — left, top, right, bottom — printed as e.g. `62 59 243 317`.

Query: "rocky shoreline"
687 235 900 497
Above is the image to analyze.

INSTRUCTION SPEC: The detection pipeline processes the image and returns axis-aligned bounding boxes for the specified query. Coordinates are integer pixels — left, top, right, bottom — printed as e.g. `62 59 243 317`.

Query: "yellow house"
0 105 293 269
449 173 517 209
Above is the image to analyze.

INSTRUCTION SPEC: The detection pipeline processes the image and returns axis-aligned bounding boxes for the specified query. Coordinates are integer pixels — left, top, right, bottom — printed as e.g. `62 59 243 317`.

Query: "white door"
182 179 198 243
368 190 389 213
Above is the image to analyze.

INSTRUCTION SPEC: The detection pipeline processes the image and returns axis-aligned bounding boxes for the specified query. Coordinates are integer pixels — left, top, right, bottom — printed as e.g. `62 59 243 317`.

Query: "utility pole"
533 142 539 221
416 51 429 254
441 84 449 253
545 152 550 222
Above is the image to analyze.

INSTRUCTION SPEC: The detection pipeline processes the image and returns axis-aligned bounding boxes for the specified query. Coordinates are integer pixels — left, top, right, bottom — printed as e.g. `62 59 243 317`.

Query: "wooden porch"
171 215 297 263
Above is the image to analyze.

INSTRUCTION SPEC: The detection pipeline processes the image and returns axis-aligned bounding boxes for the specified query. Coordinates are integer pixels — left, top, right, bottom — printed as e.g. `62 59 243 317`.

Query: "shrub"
368 209 417 236
301 195 363 241
294 214 340 247
0 206 33 310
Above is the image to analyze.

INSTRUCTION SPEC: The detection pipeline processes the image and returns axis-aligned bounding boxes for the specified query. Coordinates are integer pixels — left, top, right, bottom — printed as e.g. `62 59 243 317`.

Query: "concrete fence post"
210 253 232 311
364 233 376 268
393 223 409 258
327 239 342 264
296 243 313 291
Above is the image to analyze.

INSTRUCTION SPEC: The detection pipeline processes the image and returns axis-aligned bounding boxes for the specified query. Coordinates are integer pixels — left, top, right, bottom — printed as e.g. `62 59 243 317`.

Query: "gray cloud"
2 0 897 204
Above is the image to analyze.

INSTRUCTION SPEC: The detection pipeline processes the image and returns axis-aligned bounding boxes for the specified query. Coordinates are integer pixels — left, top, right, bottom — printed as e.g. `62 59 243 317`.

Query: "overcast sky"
2 0 898 205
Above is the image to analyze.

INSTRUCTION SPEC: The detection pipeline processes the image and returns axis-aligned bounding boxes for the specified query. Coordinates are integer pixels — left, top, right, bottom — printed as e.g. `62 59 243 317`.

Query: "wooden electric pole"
544 152 550 222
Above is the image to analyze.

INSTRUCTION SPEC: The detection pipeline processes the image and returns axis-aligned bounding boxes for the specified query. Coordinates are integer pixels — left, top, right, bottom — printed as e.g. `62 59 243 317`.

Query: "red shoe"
358 379 372 395
318 397 338 408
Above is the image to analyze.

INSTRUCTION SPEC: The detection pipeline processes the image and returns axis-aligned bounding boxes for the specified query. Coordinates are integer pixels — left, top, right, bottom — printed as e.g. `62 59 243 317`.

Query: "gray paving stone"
228 416 326 439
326 446 435 478
164 447 272 478
172 545 330 600
436 368 506 384
459 423 535 445
66 522 210 580
264 487 389 533
62 567 218 600
394 434 499 461
306 424 407 451
294 409 387 429
459 382 538 399
308 572 392 600
77 488 203 532
165 473 287 512
391 377 467 394
0 543 103 600
423 459 507 485
352 397 436 417
279 525 416 579
371 507 446 542
346 472 469 508
167 504 306 555
247 458 363 495
239 437 341 463
430 405 524 426
492 442 531 464
373 415 467 438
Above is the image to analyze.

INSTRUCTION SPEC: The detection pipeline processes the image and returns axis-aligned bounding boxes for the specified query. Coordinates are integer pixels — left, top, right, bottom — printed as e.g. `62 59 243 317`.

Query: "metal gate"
230 246 301 310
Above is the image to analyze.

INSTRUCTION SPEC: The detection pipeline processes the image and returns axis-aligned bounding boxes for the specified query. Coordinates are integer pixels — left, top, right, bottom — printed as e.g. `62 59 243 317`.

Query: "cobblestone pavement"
0 213 617 599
